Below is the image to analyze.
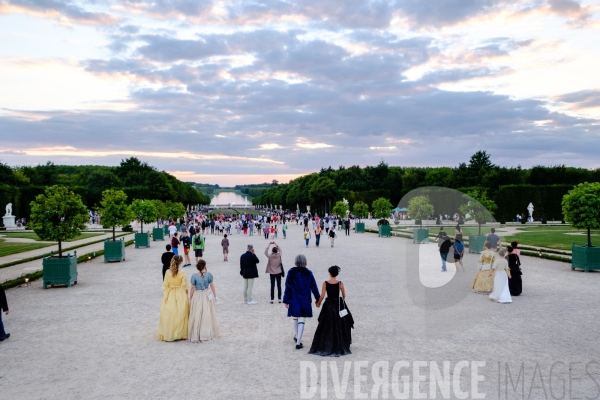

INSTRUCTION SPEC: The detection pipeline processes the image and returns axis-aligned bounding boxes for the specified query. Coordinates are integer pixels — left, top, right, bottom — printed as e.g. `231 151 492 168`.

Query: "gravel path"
1 223 599 399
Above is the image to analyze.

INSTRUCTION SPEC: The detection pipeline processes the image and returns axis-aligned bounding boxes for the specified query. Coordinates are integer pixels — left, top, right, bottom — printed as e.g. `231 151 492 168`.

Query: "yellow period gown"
472 250 496 294
158 270 189 341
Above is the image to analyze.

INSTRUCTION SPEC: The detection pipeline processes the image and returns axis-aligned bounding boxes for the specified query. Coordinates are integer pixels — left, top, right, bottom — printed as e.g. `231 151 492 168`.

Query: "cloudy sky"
1 0 599 185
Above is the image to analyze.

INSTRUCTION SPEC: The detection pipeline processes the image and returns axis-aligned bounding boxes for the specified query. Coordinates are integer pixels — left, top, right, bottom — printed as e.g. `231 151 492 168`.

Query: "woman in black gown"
506 246 522 296
309 266 354 356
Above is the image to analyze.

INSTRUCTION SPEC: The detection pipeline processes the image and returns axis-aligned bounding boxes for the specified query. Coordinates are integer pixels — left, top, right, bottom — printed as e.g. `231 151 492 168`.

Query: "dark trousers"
345 227 350 235
270 273 282 300
0 311 6 338
440 253 448 271
315 234 320 246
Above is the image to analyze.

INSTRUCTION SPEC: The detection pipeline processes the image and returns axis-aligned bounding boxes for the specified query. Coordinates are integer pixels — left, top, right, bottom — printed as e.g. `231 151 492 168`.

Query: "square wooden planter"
135 232 151 248
104 238 125 262
571 243 600 272
468 235 486 254
355 222 365 233
153 227 165 241
413 228 429 243
43 252 78 289
378 225 391 237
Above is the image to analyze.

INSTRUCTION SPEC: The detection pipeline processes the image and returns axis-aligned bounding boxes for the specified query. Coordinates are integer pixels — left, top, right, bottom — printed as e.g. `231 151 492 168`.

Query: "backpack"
320 220 324 228
194 234 202 246
329 230 335 238
189 226 196 235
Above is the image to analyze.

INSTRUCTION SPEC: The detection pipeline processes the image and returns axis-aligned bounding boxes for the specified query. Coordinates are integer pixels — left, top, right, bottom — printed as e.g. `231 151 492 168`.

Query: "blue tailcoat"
283 267 320 318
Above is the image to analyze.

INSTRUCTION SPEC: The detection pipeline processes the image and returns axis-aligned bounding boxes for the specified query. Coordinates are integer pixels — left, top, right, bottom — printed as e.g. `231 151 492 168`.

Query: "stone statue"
3 203 16 228
527 202 534 222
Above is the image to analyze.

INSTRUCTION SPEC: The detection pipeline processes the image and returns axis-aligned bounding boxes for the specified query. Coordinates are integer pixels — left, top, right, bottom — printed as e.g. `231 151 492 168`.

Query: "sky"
0 0 599 186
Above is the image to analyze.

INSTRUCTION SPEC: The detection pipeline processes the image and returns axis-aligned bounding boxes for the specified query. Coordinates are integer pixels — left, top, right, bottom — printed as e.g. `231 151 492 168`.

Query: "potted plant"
372 197 393 237
562 182 600 272
353 201 368 233
408 195 434 244
151 199 166 241
129 199 158 248
459 190 497 254
29 185 88 289
99 189 132 262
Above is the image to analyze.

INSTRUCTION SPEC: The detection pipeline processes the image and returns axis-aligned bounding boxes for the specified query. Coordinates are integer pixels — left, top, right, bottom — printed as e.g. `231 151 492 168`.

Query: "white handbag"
338 283 348 318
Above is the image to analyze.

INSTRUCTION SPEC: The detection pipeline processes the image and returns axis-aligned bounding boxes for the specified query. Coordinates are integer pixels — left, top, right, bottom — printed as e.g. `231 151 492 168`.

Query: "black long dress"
507 254 522 296
309 282 354 357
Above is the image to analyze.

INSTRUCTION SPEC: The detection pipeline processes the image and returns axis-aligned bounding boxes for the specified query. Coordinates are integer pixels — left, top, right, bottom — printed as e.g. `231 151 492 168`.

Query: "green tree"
165 201 186 222
562 182 600 247
151 199 167 226
407 195 435 228
332 200 349 218
459 190 497 236
352 201 369 221
371 197 393 224
29 185 88 257
308 176 337 214
99 189 132 241
129 199 158 233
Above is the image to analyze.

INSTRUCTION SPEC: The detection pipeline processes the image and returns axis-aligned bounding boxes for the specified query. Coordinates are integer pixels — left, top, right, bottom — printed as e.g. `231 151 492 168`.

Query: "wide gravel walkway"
1 223 598 399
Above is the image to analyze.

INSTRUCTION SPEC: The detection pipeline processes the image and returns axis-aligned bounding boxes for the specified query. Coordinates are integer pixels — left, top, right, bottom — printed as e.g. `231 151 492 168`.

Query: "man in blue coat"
240 244 260 304
283 254 320 349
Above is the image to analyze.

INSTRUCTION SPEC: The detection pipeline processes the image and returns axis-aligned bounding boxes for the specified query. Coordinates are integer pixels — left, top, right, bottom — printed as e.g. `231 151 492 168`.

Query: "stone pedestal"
3 215 16 228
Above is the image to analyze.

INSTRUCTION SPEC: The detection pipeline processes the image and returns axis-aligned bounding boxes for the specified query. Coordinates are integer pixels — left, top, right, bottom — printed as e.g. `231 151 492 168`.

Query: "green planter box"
153 227 165 241
135 232 151 248
378 224 391 237
355 222 365 233
572 243 600 272
413 228 429 243
163 225 169 235
176 223 181 231
104 238 125 263
468 235 486 254
43 251 78 289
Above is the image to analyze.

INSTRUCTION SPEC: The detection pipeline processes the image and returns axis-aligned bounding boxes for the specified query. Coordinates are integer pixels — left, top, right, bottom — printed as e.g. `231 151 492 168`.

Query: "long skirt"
472 269 494 294
158 287 189 341
309 298 354 357
508 268 522 296
188 289 219 343
489 270 512 303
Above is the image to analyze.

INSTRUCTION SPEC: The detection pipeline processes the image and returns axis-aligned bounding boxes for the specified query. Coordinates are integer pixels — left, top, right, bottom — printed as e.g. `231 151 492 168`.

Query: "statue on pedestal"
527 202 534 223
3 203 16 228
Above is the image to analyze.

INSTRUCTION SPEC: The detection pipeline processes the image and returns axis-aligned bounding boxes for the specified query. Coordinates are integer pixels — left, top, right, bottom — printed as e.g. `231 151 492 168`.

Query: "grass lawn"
502 231 600 251
392 226 505 237
0 232 103 242
0 239 53 257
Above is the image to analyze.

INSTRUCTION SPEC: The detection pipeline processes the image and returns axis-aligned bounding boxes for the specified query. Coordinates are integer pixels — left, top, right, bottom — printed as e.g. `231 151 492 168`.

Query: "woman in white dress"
489 249 512 303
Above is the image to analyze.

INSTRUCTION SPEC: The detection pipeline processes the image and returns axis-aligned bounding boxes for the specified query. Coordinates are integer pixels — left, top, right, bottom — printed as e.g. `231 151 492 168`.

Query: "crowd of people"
436 226 523 304
156 208 355 357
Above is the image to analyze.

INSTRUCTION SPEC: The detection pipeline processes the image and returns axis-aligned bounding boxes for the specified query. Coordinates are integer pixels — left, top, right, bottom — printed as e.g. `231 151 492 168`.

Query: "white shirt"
168 225 177 235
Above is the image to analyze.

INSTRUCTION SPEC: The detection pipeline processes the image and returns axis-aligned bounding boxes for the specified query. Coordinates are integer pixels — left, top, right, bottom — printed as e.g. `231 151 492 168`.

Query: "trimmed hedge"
495 184 572 223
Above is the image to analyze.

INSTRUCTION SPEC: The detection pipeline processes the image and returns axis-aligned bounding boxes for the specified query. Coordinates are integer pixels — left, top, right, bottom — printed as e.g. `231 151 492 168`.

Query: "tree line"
250 151 600 222
0 157 210 222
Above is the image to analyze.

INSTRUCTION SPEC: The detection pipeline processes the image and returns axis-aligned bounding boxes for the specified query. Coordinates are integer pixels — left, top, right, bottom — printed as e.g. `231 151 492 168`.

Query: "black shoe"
0 333 10 341
296 343 304 350
293 336 297 342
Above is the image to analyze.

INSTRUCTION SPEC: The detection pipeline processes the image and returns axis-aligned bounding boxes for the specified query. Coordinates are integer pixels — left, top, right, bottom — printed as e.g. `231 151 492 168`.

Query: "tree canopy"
562 182 600 247
29 185 88 257
99 189 132 241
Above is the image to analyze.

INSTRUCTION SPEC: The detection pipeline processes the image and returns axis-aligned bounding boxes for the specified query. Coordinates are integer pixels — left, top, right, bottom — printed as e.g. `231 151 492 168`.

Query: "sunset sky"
1 0 599 186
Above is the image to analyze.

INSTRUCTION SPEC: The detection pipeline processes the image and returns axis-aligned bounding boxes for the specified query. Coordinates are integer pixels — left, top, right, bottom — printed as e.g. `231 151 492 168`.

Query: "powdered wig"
170 255 183 277
294 254 307 268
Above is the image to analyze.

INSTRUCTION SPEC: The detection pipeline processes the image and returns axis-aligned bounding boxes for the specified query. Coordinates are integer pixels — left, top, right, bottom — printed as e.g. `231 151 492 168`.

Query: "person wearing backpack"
192 230 206 263
329 226 337 247
181 231 192 267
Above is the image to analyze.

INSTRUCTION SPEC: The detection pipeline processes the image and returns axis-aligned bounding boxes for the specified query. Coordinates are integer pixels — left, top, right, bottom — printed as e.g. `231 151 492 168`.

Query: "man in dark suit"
344 217 351 236
240 244 260 304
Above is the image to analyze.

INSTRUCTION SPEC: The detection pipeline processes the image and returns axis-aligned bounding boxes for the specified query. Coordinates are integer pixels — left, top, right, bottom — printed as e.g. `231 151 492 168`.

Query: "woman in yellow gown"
158 255 189 341
472 242 496 294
